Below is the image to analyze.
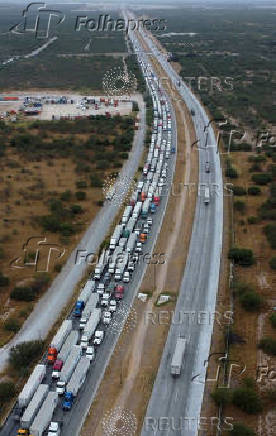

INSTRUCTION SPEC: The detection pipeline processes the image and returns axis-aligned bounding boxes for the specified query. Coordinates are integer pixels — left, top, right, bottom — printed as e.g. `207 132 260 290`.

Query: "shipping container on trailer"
20 384 49 429
51 319 72 351
80 293 99 323
57 330 78 362
66 357 90 397
126 233 137 254
30 391 58 436
18 365 46 408
59 346 82 383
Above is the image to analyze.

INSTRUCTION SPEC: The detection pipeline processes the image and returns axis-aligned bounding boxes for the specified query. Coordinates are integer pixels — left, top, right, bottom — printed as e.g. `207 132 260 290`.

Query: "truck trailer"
51 319 72 352
109 224 123 250
66 357 90 397
18 364 46 409
80 293 99 326
20 384 49 428
171 337 186 376
59 345 82 383
57 330 78 362
80 308 101 348
30 392 58 436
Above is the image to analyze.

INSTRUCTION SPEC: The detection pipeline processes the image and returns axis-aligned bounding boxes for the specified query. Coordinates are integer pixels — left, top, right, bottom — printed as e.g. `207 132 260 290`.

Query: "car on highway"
56 381 66 395
123 271 130 283
94 330 104 345
109 300 117 312
103 311 112 325
86 346 95 361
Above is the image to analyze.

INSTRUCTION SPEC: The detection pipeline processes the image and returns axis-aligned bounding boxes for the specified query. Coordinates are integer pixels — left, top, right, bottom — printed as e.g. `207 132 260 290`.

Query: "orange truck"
139 233 147 243
47 347 57 364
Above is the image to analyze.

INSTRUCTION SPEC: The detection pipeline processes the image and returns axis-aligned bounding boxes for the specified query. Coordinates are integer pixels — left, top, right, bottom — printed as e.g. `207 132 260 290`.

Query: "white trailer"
109 224 123 250
57 330 78 362
78 280 94 304
18 364 46 408
126 233 137 254
108 246 123 274
204 186 210 205
81 308 101 348
30 392 58 436
59 345 82 383
66 357 90 397
21 384 49 429
51 319 72 352
80 293 99 323
141 198 151 219
94 250 107 280
122 205 132 224
133 201 142 219
114 253 129 281
171 337 186 376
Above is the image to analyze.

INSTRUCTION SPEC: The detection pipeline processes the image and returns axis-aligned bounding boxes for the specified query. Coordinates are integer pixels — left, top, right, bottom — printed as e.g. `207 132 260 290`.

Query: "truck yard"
1 34 177 436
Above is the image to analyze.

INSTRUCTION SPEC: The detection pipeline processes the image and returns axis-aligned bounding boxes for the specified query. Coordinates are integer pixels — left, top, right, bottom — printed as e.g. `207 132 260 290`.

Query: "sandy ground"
80 33 199 436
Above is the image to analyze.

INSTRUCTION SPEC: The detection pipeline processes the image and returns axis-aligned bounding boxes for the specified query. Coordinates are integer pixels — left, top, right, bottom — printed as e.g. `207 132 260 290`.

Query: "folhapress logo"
9 2 65 39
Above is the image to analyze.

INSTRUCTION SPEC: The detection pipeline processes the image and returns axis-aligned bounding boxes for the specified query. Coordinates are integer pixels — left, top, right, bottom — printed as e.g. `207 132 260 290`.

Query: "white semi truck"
59 345 82 383
80 308 101 348
20 384 49 428
57 330 78 362
171 337 186 376
66 357 90 397
109 224 123 250
18 364 46 408
30 391 58 436
50 319 72 352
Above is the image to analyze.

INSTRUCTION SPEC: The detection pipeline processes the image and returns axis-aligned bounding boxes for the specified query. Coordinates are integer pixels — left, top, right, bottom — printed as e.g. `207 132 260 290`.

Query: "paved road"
136 25 224 436
0 95 145 373
1 51 178 436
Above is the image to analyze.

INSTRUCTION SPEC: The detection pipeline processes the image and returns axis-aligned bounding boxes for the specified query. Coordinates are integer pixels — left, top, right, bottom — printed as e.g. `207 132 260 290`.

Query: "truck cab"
62 392 73 411
94 330 104 345
74 300 84 317
56 381 65 395
47 347 57 364
101 293 110 307
80 335 89 349
17 430 30 436
86 346 95 361
103 311 112 325
48 421 61 436
52 359 63 379
115 285 124 300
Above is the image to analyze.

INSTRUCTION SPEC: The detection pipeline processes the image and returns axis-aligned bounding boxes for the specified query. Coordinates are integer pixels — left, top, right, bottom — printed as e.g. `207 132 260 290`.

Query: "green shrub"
0 272 9 287
228 248 254 266
232 423 256 436
247 216 259 225
75 191 86 201
225 166 238 178
54 263 63 273
90 175 103 187
210 388 232 406
263 224 276 249
10 287 35 301
234 200 246 213
60 190 72 201
4 318 20 332
0 382 16 405
269 257 276 270
248 186 261 195
239 291 262 311
258 338 276 356
232 387 262 414
269 313 276 328
9 340 44 373
252 173 272 185
233 186 247 196
70 205 83 215
76 180 87 189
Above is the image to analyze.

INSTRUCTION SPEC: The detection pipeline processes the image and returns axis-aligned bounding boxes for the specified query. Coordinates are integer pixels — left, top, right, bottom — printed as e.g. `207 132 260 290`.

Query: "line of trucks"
13 44 174 436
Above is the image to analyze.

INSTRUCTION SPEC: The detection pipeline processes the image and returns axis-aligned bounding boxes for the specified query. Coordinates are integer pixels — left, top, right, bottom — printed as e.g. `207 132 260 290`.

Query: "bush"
252 173 272 185
228 248 254 266
0 382 16 405
247 216 259 225
10 287 35 301
70 205 83 215
263 224 276 249
225 166 238 178
239 291 262 311
210 388 232 406
0 272 9 287
269 313 276 328
269 257 276 270
232 423 256 436
9 340 44 373
60 190 71 201
54 263 63 273
90 175 103 188
4 318 20 332
75 191 86 201
248 186 261 195
234 200 246 213
76 180 87 189
233 186 247 196
232 387 263 414
258 338 276 356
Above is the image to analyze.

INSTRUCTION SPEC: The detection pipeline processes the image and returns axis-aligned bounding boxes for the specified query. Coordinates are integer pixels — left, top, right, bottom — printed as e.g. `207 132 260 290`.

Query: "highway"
135 25 224 436
1 50 178 436
0 95 145 373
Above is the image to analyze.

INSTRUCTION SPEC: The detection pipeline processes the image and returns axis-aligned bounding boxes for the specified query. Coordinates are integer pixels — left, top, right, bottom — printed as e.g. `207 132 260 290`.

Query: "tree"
60 190 72 201
228 248 254 266
10 287 35 301
232 423 256 436
259 338 276 356
234 200 246 213
239 291 262 311
225 166 238 178
4 318 20 332
0 382 16 405
232 387 262 414
269 313 276 328
263 224 276 249
269 257 276 270
75 191 86 201
252 173 272 185
210 388 232 406
9 340 44 373
248 186 261 195
70 204 83 215
233 186 246 196
90 175 103 188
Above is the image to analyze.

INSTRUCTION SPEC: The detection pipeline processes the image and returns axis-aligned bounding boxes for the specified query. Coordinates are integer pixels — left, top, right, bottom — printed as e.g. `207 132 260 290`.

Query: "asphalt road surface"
135 25 224 436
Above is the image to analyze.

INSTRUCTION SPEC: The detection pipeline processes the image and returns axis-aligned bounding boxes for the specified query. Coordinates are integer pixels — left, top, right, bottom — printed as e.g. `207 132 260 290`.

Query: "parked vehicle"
49 319 72 361
80 308 101 349
123 271 130 283
103 311 112 325
115 285 124 300
62 392 73 411
94 250 108 280
56 381 65 396
59 346 82 383
48 421 61 436
18 364 46 409
109 300 117 312
58 330 78 362
20 384 49 429
126 232 137 254
30 392 58 436
94 330 104 345
79 293 99 329
204 186 210 205
86 346 95 361
109 224 123 250
141 198 151 219
52 360 63 379
66 357 90 397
